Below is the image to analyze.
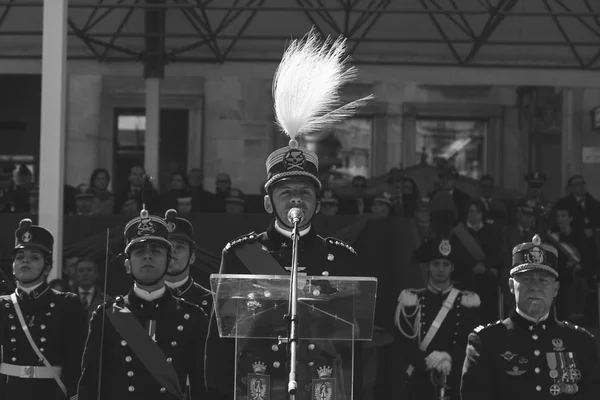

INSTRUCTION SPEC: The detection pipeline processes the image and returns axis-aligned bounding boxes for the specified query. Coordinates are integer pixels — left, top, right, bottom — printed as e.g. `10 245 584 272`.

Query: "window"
298 117 373 189
116 114 146 152
415 119 487 179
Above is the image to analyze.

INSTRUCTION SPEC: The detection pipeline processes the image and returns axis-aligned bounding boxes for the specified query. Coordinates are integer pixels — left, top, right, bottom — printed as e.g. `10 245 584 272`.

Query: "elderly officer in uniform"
163 209 212 316
77 208 208 400
461 234 600 399
205 29 371 400
395 235 480 400
0 219 83 400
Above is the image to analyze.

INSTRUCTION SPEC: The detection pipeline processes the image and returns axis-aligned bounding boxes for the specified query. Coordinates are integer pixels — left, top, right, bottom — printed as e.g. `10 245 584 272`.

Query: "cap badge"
525 246 545 264
283 149 306 171
167 222 176 233
137 218 156 236
439 239 451 256
22 231 32 243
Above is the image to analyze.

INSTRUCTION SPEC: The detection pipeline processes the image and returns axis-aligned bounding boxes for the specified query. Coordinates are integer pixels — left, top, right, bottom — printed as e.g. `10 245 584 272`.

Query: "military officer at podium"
0 218 84 400
395 235 481 400
205 29 371 400
460 234 600 399
77 208 208 400
163 209 213 316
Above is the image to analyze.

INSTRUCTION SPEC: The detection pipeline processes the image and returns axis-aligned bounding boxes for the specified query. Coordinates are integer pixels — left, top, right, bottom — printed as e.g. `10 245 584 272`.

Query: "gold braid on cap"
272 27 374 149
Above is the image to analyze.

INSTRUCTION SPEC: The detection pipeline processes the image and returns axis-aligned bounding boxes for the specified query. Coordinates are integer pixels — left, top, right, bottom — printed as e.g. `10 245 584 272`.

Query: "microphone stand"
287 218 301 398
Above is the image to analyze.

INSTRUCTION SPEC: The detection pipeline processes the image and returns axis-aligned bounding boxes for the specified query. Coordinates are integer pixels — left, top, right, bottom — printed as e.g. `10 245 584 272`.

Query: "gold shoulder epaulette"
224 232 258 250
564 321 595 338
474 320 502 333
325 237 357 255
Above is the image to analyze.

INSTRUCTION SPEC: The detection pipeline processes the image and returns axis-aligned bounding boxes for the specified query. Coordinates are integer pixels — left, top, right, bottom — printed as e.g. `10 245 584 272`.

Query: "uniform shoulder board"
564 321 595 338
325 237 357 255
0 295 10 302
224 232 258 250
460 290 481 308
397 288 425 307
474 320 502 334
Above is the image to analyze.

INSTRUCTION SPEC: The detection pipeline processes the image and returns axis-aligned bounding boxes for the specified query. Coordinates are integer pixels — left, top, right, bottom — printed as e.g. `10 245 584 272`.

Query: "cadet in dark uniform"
461 234 600 399
163 209 212 316
395 236 480 400
77 208 208 400
0 218 83 400
205 29 370 400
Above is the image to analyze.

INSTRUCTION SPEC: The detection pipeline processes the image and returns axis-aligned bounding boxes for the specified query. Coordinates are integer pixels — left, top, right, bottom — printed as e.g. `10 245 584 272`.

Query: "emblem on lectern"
248 362 270 400
313 366 335 400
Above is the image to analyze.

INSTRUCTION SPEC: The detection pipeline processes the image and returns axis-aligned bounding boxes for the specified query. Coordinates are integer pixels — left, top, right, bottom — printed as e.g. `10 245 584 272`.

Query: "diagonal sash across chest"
106 304 184 399
406 288 460 376
419 288 460 351
234 242 287 275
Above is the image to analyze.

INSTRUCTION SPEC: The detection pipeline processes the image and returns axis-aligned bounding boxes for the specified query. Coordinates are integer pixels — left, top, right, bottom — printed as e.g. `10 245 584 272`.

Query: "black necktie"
80 291 90 308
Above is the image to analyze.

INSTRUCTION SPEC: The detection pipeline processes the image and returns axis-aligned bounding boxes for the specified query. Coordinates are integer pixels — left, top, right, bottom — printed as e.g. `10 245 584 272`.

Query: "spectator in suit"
75 258 111 324
114 165 160 213
160 171 190 212
429 167 472 223
342 175 372 215
187 168 217 212
555 174 600 236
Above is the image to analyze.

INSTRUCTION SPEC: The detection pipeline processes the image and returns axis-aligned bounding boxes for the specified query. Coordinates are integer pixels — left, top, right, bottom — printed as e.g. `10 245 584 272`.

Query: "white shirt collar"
274 220 311 239
78 286 95 295
516 307 549 323
466 221 484 231
18 282 43 294
165 276 189 289
133 283 166 301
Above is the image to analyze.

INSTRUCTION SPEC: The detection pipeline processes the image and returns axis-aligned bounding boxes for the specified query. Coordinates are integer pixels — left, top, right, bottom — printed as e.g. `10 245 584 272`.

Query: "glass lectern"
211 274 378 400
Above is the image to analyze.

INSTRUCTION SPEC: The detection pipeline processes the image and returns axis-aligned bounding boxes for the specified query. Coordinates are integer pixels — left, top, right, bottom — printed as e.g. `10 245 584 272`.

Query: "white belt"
0 363 62 379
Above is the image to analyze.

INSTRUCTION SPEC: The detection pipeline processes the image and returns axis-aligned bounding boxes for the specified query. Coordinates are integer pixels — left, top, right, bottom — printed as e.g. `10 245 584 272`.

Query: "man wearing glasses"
461 234 600 399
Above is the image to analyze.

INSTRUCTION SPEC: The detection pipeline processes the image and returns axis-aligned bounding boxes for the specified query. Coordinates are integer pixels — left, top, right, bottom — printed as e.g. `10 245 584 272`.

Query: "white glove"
436 359 452 376
425 351 452 370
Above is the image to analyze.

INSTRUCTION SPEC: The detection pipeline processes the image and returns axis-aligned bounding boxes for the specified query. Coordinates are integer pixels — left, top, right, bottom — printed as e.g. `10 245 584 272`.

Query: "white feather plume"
272 28 374 141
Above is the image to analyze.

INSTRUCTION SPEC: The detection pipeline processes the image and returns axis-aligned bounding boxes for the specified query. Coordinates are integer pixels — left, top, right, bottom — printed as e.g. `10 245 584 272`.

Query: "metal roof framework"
0 0 600 69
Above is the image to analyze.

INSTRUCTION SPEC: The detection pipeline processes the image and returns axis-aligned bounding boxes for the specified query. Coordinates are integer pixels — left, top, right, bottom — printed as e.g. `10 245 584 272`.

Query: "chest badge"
552 338 565 351
506 366 526 376
518 357 529 364
500 351 518 361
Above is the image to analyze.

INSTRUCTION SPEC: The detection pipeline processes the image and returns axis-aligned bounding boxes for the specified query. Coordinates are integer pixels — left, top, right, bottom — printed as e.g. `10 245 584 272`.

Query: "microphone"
287 208 304 225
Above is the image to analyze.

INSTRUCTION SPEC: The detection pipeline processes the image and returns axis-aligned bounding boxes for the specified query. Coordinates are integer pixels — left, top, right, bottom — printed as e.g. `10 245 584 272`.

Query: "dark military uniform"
170 278 212 316
461 234 600 399
0 219 84 400
205 221 358 400
164 209 213 316
461 312 600 399
205 30 372 400
77 210 208 400
396 237 481 400
77 290 207 400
